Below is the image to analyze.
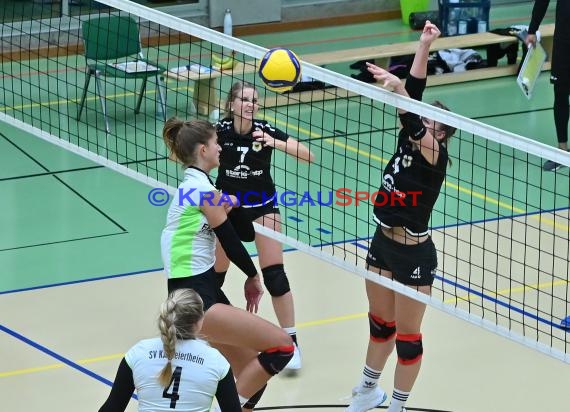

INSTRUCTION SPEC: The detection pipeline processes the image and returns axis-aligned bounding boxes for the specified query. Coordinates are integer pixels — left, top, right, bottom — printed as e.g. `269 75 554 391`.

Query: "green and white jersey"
125 337 230 412
161 167 216 278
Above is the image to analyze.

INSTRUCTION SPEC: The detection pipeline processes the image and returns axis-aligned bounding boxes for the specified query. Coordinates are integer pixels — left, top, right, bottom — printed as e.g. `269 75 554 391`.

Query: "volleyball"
258 48 302 93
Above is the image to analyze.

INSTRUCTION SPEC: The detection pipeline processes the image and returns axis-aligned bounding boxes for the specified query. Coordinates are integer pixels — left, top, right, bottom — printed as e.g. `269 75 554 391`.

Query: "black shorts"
366 226 438 287
167 267 230 311
241 203 280 222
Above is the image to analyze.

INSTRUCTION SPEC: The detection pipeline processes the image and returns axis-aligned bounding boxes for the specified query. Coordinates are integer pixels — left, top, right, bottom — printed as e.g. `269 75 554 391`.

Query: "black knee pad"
396 333 423 365
257 345 294 375
243 385 267 409
215 271 227 288
368 313 396 342
262 264 290 297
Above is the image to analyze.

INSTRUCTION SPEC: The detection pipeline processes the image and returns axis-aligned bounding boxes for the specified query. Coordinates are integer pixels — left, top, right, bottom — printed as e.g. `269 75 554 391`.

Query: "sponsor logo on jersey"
226 165 263 179
199 223 214 237
383 174 396 192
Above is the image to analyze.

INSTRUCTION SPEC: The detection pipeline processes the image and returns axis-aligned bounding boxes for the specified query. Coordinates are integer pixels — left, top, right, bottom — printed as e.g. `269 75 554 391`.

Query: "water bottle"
447 0 459 36
222 9 235 60
447 9 458 36
477 7 487 33
223 9 233 36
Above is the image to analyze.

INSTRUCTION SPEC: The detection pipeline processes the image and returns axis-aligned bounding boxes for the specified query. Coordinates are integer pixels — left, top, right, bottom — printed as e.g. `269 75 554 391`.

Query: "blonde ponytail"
157 298 178 387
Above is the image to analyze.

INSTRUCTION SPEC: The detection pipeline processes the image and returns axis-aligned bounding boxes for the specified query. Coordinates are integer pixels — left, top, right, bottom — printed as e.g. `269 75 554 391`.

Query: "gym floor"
1 2 569 411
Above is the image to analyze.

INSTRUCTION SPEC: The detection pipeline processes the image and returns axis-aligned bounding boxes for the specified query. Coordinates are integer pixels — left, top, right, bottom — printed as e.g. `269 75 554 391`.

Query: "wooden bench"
165 23 555 116
304 23 554 86
165 61 258 116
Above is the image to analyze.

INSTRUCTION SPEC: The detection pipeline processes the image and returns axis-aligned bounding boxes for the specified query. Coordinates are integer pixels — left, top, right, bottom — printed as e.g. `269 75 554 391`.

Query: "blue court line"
1 206 567 328
3 204 569 295
352 239 568 332
0 247 564 394
317 204 570 250
316 228 332 234
0 268 162 296
0 323 138 399
352 241 368 250
435 273 567 331
288 216 304 222
0 247 299 296
0 323 113 386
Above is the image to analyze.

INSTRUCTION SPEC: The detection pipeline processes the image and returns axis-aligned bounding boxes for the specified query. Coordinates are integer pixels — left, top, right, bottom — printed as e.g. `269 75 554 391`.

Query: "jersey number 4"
162 366 182 408
392 156 401 174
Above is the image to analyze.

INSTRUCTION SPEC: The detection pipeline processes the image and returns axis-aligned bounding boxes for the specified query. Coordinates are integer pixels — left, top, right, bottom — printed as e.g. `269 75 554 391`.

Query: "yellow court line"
2 274 567 379
297 312 367 328
0 353 124 378
0 84 193 113
444 278 570 304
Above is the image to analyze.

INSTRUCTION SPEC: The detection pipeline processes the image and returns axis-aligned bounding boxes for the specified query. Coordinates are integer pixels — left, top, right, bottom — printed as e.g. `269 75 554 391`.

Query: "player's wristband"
405 74 427 101
399 112 427 141
213 219 257 278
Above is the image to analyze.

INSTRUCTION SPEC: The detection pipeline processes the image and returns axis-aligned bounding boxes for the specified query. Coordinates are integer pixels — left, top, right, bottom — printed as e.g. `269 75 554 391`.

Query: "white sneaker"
346 386 387 412
284 343 302 371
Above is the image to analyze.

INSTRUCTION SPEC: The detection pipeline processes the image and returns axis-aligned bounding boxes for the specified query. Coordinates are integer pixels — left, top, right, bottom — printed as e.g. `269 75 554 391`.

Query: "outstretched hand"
420 20 441 45
366 62 404 93
244 274 264 313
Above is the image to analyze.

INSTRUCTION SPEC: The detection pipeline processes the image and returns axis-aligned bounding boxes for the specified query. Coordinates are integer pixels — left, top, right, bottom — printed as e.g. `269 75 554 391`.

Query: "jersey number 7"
162 366 182 408
237 146 249 163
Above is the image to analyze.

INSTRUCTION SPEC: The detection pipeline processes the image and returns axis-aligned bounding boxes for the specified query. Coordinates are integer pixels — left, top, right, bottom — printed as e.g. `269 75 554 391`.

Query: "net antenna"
2 0 569 363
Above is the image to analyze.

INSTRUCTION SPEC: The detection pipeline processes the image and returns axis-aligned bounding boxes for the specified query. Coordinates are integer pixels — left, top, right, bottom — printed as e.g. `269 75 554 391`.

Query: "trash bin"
400 0 430 25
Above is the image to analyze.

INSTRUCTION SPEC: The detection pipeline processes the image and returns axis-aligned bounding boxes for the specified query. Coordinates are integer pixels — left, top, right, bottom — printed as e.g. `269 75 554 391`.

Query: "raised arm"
406 20 440 102
409 21 440 79
365 21 442 165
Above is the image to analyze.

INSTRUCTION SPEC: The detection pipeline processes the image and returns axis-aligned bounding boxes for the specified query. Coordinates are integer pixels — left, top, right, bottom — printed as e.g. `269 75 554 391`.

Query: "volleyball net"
1 0 569 362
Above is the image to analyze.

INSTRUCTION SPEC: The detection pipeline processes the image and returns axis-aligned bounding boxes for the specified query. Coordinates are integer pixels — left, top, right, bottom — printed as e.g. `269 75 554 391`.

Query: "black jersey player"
347 21 456 412
214 81 314 372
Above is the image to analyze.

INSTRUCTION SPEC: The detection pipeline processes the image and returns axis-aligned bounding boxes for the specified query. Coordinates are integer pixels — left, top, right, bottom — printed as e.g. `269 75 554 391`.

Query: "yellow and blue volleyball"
258 48 302 92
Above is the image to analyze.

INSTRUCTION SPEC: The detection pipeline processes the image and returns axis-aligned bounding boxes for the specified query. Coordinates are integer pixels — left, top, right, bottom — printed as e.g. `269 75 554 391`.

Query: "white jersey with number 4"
125 337 230 412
